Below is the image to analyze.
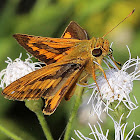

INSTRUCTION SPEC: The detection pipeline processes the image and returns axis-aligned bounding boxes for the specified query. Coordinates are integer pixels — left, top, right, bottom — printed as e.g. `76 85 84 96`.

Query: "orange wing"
2 60 87 114
13 34 81 64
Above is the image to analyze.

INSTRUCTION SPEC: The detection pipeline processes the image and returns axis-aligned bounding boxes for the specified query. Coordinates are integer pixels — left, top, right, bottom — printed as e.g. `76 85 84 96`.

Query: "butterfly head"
91 37 110 58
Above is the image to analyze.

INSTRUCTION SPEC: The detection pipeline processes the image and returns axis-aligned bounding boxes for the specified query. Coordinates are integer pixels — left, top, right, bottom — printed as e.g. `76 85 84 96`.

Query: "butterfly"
2 21 111 115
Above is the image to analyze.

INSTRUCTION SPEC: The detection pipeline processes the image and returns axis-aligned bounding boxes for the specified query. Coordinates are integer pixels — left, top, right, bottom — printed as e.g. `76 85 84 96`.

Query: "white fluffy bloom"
72 122 109 140
109 114 140 140
87 46 140 120
0 53 43 89
72 114 140 140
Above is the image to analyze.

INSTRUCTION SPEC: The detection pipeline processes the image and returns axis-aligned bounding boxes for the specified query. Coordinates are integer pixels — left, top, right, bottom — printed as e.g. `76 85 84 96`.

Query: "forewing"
61 21 89 40
13 34 81 64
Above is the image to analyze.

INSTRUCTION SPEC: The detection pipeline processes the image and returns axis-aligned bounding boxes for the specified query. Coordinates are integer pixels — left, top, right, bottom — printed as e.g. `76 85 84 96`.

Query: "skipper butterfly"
2 9 135 115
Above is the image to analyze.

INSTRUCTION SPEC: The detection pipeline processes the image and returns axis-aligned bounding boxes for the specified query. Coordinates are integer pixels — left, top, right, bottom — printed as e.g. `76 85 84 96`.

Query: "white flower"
72 114 140 140
72 122 109 140
109 114 140 140
0 53 43 89
87 46 140 120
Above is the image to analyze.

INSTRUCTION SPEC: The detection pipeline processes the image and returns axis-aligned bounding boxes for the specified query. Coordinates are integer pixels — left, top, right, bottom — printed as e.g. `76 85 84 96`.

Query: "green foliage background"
0 0 140 139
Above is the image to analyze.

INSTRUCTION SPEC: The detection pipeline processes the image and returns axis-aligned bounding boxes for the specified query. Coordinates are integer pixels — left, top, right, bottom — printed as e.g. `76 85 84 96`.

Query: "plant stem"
25 99 53 140
35 112 54 140
64 85 84 140
0 124 22 140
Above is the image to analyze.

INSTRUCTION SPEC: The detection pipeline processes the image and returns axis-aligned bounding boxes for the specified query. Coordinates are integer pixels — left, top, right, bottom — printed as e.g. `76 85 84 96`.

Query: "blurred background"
0 0 140 139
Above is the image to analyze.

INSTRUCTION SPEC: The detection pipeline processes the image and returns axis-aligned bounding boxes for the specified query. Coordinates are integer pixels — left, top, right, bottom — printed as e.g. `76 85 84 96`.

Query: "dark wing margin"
61 21 89 40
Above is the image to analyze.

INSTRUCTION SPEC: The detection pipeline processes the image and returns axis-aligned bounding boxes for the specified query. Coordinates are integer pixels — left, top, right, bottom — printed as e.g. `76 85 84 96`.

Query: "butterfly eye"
92 48 102 57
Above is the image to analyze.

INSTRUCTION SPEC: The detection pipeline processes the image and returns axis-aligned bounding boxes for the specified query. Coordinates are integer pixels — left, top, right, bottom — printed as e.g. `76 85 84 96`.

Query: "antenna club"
129 8 135 16
132 8 135 14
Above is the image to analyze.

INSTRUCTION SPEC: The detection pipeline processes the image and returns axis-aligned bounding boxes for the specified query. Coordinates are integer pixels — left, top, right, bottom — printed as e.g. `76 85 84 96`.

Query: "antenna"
102 8 135 38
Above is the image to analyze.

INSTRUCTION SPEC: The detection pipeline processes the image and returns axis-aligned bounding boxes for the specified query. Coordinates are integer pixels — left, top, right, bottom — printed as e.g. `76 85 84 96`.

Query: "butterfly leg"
92 66 101 94
98 65 114 93
109 55 121 69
